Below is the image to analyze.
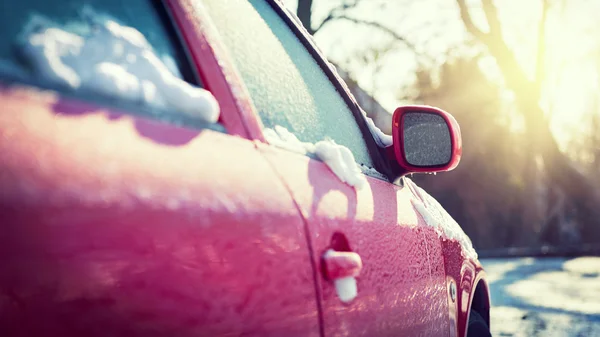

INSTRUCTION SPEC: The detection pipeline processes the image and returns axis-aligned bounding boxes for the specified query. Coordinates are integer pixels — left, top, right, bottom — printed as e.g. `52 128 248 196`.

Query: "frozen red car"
0 0 490 336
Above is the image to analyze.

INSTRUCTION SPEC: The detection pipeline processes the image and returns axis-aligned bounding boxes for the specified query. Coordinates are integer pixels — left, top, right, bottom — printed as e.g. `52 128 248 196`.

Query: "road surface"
482 257 600 336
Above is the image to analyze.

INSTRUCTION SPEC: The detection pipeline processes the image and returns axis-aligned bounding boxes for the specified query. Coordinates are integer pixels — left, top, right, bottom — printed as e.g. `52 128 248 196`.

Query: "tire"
466 310 492 337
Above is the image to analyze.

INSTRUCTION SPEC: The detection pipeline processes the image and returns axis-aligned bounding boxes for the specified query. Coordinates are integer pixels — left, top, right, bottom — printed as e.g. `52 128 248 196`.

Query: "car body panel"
257 143 450 337
0 0 490 335
0 87 320 336
208 1 485 335
441 239 490 337
403 177 489 337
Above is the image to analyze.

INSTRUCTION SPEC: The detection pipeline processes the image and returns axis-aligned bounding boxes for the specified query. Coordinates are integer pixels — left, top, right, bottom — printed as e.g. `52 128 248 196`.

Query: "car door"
200 0 451 335
0 1 320 336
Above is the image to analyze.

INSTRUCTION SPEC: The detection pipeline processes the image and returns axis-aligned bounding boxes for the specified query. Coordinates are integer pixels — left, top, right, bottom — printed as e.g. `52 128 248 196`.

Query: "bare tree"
294 0 428 133
296 0 419 52
296 0 315 34
456 0 600 244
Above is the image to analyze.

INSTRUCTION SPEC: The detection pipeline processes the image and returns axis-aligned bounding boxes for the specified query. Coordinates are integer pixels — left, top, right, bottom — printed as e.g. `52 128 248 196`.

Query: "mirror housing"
387 105 462 176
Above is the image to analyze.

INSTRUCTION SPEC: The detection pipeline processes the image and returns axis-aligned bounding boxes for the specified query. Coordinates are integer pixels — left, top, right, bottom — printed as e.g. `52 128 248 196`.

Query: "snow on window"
326 60 393 148
360 107 393 147
405 177 478 260
264 125 368 189
263 125 312 155
18 13 219 123
202 0 375 167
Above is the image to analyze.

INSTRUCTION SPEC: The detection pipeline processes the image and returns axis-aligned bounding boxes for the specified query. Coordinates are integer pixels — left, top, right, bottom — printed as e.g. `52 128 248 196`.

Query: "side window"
0 1 220 128
202 0 374 167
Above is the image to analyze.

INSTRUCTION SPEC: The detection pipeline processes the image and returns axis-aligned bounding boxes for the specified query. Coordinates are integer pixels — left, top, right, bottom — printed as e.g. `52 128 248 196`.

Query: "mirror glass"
403 112 452 167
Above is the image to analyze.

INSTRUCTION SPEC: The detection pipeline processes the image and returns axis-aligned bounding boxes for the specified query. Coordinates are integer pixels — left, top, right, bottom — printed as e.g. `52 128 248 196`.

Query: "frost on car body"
264 125 368 189
19 13 219 123
405 177 478 260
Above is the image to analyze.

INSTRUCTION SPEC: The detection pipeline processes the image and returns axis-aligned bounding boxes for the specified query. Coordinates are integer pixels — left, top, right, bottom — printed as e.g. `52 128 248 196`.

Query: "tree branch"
328 14 419 52
456 0 488 41
458 0 600 242
456 0 530 95
481 0 502 37
535 0 549 87
313 0 360 33
296 0 315 35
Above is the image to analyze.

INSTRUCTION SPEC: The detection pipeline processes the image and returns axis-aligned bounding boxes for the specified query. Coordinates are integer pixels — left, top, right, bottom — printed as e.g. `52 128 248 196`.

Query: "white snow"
263 125 312 154
313 141 367 189
323 248 360 303
326 61 393 148
19 13 219 122
263 125 367 189
361 108 393 147
503 257 600 315
405 178 478 260
483 257 600 336
563 256 600 276
334 276 358 303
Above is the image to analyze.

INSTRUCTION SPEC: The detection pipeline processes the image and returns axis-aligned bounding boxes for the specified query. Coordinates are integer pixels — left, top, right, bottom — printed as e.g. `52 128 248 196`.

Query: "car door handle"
322 249 363 280
321 249 363 303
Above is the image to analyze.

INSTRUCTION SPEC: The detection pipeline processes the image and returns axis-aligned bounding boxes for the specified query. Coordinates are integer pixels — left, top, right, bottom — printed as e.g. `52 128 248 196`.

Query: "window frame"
260 0 395 181
166 0 266 139
155 0 203 87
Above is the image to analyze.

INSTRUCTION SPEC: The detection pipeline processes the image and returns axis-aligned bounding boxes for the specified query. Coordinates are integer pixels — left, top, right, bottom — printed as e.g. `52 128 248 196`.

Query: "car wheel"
466 310 492 337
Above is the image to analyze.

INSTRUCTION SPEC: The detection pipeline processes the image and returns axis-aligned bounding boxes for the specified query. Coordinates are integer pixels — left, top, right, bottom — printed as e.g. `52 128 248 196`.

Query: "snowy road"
482 257 600 336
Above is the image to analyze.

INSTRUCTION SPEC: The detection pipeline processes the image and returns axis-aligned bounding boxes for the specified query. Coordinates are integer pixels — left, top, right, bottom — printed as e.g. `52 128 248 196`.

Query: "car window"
0 1 193 83
201 0 375 168
0 0 221 129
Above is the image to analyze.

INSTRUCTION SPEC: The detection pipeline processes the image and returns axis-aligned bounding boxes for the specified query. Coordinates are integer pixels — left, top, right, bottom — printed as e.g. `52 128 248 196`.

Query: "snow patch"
263 125 312 154
563 256 600 276
484 257 600 336
334 276 358 303
507 268 600 315
323 249 359 303
405 178 478 260
19 13 219 122
324 62 392 148
264 126 367 189
313 141 367 189
361 108 393 147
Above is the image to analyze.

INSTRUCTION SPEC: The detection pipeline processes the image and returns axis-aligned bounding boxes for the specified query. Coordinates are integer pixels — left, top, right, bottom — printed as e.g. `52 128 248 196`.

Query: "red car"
0 0 490 336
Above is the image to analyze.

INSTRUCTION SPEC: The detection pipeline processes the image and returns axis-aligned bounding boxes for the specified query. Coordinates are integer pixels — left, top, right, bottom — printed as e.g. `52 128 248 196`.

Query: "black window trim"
156 0 203 87
265 0 396 182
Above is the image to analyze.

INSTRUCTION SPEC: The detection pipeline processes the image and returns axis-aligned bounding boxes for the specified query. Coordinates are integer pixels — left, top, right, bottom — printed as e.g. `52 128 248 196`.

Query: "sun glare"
284 0 599 149
541 5 599 147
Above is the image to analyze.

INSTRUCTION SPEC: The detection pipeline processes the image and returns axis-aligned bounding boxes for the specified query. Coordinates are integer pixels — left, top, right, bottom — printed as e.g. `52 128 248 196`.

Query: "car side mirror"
388 105 462 176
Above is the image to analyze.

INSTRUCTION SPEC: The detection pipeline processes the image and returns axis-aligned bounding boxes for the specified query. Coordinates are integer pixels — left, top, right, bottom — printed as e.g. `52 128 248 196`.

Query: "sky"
283 0 600 149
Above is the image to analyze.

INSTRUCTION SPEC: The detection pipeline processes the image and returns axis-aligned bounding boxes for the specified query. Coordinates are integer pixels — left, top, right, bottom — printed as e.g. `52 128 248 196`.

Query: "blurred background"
283 0 600 256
